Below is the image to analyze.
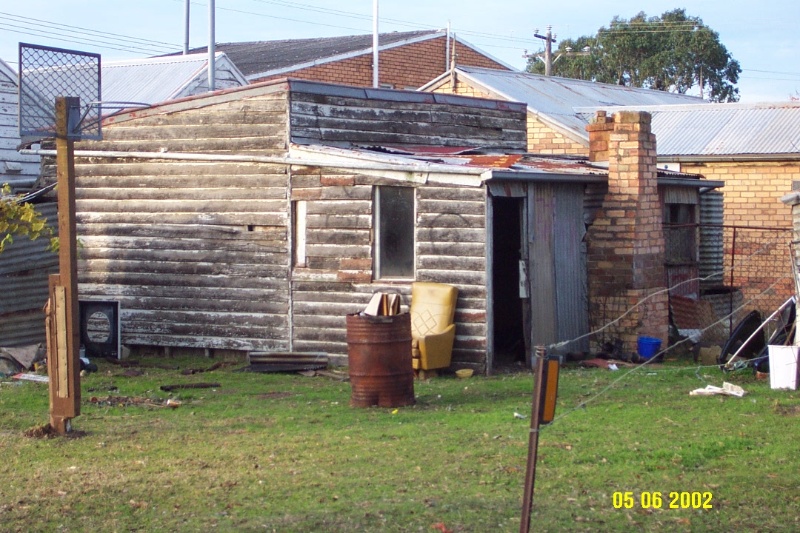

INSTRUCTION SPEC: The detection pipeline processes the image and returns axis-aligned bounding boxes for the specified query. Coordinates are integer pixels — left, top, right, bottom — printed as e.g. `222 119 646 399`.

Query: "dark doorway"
491 196 526 367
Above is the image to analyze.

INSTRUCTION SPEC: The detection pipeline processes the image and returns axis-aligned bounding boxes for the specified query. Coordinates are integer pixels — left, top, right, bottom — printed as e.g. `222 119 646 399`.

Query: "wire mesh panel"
726 226 794 322
667 224 793 343
18 43 101 141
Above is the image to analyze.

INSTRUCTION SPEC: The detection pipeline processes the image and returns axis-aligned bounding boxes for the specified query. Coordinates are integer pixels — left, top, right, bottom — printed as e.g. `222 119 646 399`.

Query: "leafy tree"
527 9 741 102
0 183 55 253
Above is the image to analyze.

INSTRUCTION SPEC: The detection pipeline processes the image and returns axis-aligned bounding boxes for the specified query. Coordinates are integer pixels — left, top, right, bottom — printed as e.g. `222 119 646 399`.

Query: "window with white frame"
374 186 414 279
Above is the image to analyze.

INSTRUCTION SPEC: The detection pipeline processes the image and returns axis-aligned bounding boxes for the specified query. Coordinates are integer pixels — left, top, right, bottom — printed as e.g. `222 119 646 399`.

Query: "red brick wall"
252 36 510 89
585 111 669 354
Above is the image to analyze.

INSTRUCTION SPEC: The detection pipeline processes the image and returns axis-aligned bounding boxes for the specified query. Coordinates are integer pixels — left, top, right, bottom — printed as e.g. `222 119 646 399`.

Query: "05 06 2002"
612 491 713 509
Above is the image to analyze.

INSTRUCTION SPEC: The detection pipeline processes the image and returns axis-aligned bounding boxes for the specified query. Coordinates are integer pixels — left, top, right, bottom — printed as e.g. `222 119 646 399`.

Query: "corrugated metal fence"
0 201 59 347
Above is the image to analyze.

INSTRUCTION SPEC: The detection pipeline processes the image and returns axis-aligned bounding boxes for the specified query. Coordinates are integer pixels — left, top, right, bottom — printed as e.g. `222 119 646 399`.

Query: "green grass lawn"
1 356 799 532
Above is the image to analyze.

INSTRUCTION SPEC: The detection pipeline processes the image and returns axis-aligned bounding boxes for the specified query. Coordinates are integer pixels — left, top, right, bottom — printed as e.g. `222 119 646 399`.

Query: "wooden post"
520 346 546 533
47 96 81 434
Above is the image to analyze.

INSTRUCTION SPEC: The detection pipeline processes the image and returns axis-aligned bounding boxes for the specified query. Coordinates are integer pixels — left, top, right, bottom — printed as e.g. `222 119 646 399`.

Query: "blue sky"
1 0 798 102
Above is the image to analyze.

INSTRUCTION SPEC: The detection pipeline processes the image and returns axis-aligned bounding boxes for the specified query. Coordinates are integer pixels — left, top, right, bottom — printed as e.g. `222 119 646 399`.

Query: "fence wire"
664 224 792 344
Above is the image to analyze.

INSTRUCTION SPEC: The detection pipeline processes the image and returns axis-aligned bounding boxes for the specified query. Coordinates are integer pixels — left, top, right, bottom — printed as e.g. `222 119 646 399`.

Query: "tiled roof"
184 29 443 78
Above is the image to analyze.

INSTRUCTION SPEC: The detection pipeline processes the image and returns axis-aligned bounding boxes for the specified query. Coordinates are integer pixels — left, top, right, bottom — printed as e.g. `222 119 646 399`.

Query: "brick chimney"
585 111 668 355
586 110 613 162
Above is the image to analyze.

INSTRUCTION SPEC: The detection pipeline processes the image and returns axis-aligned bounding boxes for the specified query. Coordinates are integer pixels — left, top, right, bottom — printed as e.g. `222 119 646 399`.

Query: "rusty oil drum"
346 312 415 408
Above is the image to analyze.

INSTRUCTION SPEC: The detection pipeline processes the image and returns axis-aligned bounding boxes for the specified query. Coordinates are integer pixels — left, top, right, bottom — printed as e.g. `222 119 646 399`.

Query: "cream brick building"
423 67 800 231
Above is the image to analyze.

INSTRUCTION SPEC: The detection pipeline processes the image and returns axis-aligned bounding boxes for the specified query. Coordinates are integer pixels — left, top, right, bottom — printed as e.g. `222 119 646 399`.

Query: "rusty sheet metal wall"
528 183 589 352
0 202 59 346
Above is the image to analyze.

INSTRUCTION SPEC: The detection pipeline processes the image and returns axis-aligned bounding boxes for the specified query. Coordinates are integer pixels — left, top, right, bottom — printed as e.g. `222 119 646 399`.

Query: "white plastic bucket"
768 345 800 390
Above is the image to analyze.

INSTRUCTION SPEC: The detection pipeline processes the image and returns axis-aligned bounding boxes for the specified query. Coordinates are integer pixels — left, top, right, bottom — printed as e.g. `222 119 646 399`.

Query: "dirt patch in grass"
87 395 166 408
255 392 294 400
775 403 800 416
23 424 87 439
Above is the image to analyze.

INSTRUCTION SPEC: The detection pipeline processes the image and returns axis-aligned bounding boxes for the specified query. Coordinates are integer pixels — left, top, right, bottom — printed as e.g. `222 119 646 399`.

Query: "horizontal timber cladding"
288 90 527 150
84 94 290 154
290 172 488 368
75 154 293 352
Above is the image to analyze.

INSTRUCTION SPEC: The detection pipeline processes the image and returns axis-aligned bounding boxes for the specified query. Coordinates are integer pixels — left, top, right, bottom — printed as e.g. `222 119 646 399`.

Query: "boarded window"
375 186 414 279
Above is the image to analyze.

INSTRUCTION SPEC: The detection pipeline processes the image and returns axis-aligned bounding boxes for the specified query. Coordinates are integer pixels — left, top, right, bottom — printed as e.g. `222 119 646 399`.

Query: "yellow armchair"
410 282 458 375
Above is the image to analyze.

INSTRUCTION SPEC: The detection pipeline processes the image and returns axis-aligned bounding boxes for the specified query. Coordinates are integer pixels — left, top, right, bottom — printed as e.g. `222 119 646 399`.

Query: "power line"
743 68 800 78
0 23 176 56
215 7 364 33
598 28 710 35
247 0 374 22
9 3 792 85
740 76 800 83
0 11 181 58
242 0 534 45
0 2 537 64
0 12 179 48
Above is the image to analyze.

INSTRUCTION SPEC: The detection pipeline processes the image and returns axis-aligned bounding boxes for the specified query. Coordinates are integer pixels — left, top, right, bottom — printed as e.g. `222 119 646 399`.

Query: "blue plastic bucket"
637 336 662 359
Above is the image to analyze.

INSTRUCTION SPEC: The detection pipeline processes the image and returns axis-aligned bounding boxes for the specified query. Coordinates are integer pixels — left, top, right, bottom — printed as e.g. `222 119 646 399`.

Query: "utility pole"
525 26 590 77
47 96 81 435
533 26 556 76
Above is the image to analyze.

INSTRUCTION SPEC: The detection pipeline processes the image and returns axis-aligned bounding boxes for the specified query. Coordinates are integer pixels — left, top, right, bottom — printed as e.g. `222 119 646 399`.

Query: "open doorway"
490 196 526 368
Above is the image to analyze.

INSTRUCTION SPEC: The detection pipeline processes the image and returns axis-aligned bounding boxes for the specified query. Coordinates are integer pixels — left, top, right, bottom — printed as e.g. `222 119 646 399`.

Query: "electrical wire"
0 23 176 56
0 12 178 48
546 270 795 425
1 4 795 83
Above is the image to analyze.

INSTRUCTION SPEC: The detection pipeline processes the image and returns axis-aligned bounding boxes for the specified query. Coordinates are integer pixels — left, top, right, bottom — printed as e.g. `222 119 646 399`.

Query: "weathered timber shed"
1 58 40 192
50 80 707 371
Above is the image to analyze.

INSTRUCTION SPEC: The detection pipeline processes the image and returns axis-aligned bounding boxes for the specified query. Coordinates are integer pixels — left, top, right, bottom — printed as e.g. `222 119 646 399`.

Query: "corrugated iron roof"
0 57 16 83
357 145 709 180
578 102 800 157
434 66 704 142
102 52 246 107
